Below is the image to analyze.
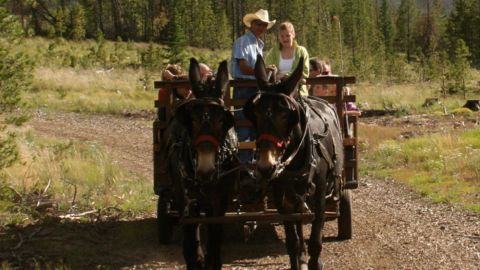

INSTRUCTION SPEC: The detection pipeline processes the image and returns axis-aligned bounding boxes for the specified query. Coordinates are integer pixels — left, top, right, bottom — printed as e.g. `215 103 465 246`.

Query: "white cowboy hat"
243 9 276 29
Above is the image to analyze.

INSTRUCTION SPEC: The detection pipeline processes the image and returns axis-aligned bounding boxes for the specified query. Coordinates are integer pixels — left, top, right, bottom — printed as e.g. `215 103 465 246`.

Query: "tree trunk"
110 0 123 39
96 0 104 34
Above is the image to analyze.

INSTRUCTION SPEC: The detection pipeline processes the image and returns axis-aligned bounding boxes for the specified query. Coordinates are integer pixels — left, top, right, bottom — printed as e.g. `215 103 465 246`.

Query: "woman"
265 21 309 96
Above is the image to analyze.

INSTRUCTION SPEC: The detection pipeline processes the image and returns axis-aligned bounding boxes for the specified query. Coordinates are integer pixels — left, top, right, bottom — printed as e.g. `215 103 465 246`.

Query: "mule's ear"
214 60 229 99
189 58 203 96
254 54 269 90
282 57 304 96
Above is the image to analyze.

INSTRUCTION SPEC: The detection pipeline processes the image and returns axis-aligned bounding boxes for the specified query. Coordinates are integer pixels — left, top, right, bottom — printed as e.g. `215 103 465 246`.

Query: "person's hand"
266 64 277 74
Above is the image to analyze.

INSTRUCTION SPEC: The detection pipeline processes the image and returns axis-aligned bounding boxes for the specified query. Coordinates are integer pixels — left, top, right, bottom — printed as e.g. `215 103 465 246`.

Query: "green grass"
0 130 154 228
363 128 480 212
355 81 480 113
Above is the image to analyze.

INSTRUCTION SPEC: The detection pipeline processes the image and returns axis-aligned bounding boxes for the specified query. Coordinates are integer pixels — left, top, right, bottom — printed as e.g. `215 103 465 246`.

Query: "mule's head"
176 58 234 180
244 55 304 179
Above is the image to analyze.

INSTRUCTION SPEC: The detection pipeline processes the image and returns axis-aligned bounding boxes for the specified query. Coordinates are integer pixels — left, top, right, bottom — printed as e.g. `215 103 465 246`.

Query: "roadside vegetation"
361 125 480 212
0 129 154 228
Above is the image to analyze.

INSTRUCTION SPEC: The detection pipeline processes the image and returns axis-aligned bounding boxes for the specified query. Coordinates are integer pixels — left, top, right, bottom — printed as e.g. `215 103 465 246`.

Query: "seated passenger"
162 63 213 100
308 58 336 96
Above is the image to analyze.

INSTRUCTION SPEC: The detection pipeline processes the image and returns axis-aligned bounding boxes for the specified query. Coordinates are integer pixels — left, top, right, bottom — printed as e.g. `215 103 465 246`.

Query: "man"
230 9 276 164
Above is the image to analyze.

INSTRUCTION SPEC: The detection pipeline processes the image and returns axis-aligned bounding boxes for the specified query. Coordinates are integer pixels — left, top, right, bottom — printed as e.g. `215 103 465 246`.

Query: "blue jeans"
234 86 257 164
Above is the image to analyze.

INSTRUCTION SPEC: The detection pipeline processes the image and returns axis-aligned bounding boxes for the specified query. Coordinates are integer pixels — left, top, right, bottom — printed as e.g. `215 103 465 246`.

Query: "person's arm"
237 59 254 75
162 69 175 81
301 47 310 81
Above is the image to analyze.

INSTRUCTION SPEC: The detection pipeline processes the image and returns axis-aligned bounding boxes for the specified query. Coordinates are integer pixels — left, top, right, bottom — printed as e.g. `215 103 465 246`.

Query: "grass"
0 130 154 228
362 128 480 212
354 81 480 113
23 67 157 114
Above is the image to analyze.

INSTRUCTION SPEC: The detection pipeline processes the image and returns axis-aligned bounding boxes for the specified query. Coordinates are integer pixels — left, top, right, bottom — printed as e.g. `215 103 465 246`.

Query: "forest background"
2 0 479 87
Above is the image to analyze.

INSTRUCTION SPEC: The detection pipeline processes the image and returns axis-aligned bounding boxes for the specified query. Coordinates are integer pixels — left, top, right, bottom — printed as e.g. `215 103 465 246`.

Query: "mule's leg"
284 221 302 270
205 223 223 270
183 224 204 270
307 187 326 270
295 221 308 270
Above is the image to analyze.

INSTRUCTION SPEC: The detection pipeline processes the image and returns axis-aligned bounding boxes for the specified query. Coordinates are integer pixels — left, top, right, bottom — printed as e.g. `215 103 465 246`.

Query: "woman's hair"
278 21 295 49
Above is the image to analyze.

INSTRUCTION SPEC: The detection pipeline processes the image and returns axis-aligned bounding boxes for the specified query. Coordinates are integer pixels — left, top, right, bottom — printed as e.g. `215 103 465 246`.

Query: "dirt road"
19 111 480 269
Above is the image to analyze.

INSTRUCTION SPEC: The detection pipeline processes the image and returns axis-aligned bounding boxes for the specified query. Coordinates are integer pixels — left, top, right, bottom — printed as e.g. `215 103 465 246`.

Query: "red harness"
193 134 220 148
257 133 290 149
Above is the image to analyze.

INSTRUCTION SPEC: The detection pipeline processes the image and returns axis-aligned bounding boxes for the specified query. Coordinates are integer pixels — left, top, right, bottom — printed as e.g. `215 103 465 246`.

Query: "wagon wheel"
337 189 352 240
157 196 175 244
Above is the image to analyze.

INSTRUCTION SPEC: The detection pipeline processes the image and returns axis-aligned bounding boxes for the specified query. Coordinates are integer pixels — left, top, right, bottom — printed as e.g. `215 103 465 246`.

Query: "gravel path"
27 111 479 270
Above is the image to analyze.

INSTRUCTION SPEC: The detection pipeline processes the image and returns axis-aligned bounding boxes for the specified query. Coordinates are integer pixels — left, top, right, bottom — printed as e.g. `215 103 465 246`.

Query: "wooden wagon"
153 76 359 241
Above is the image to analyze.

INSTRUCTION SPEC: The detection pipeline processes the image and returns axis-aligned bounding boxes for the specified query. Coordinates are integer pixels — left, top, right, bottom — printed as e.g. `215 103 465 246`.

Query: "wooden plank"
181 212 311 224
317 95 356 103
343 137 356 146
179 211 338 224
239 141 256 150
344 160 357 168
154 76 356 89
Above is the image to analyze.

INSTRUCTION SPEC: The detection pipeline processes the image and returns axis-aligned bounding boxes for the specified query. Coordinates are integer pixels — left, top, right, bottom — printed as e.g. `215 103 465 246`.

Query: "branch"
34 0 57 26
59 210 99 220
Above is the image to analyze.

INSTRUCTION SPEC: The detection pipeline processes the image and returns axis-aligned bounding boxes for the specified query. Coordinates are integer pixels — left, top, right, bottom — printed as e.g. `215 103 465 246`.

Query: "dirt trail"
20 111 480 269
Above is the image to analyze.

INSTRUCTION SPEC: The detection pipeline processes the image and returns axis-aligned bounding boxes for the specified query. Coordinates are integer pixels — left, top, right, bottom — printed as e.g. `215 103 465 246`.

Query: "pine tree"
448 38 471 96
379 0 394 54
164 4 187 66
395 0 419 63
446 0 478 66
55 6 68 37
70 3 86 40
0 5 32 169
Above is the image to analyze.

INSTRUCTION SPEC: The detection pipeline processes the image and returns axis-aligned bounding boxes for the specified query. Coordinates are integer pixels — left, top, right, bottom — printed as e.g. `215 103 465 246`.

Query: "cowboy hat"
243 9 276 29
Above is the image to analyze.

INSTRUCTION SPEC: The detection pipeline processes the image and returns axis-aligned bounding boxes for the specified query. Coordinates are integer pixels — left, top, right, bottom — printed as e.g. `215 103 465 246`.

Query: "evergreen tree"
446 0 478 66
415 0 446 57
0 4 32 169
164 3 187 66
55 6 68 37
213 9 232 49
395 0 419 63
70 3 86 40
448 38 471 96
378 0 394 54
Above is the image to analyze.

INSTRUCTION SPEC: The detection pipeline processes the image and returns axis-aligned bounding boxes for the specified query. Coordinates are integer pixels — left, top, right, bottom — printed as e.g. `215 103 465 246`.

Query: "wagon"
153 75 359 242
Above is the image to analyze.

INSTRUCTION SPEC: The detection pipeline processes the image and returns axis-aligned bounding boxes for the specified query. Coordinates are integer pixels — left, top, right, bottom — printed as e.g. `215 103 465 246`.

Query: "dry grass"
354 81 475 113
24 67 157 114
0 129 154 228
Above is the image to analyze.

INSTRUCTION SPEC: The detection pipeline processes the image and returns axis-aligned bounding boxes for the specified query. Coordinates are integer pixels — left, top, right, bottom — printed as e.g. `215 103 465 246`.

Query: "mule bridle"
252 92 310 179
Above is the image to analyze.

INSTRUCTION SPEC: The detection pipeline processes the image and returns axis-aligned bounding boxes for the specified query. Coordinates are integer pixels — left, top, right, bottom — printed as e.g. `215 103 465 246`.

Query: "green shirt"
265 42 310 96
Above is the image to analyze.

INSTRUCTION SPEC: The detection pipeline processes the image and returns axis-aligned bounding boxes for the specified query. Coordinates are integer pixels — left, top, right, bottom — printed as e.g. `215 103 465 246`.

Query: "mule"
159 58 238 270
243 55 344 270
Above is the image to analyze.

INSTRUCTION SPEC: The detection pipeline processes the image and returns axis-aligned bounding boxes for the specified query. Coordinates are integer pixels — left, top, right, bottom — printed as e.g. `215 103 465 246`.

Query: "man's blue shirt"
230 31 264 80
